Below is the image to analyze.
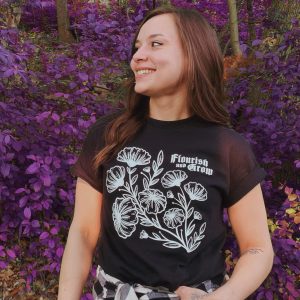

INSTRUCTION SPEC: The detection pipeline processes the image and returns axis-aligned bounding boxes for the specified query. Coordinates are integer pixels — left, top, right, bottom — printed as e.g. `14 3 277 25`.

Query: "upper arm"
70 177 103 250
227 184 273 253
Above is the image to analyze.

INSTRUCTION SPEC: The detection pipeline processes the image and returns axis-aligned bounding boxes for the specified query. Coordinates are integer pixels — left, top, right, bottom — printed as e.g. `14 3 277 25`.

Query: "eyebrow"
135 34 166 44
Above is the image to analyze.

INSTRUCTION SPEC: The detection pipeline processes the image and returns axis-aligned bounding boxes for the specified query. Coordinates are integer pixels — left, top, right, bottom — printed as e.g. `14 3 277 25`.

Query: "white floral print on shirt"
107 146 207 253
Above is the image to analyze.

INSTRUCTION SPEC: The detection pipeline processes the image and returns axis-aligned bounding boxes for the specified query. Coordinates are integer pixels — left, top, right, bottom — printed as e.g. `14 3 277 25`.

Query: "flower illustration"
106 166 126 193
112 197 138 238
143 166 151 172
184 182 207 201
139 189 167 214
163 208 185 229
117 147 151 167
161 170 188 188
140 230 149 239
167 191 174 198
194 211 202 220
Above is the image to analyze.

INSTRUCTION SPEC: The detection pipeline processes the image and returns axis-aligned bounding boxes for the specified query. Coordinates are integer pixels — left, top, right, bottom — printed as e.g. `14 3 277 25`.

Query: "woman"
58 5 274 300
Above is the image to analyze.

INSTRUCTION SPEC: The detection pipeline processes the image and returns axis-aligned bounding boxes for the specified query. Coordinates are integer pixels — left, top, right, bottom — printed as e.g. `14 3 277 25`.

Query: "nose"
132 46 148 62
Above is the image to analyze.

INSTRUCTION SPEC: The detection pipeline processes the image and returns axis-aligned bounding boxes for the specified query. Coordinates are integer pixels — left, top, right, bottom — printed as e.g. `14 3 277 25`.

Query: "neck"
149 93 190 121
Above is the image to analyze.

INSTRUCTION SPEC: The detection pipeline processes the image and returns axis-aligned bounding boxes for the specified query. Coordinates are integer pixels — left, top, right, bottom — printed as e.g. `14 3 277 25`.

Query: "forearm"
58 225 96 300
212 246 274 300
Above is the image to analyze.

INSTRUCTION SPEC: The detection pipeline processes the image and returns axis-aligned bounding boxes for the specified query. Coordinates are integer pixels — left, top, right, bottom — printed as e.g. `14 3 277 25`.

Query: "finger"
175 286 187 297
175 286 208 297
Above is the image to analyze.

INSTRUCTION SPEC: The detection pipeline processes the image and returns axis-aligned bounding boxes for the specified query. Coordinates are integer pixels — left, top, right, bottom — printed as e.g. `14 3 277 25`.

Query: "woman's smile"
135 69 156 79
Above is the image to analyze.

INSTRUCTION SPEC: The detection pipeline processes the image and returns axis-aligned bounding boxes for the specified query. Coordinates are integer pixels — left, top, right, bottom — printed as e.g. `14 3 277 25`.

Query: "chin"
134 87 151 96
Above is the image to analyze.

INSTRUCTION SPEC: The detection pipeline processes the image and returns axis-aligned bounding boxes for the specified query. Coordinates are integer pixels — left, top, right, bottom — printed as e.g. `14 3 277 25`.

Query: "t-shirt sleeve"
223 131 267 208
70 119 107 193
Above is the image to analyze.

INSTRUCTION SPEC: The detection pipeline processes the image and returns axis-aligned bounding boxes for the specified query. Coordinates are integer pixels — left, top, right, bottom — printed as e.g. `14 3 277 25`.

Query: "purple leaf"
0 102 7 109
26 162 40 174
0 261 8 269
3 69 14 78
255 51 263 59
252 39 262 46
56 247 64 258
36 111 51 122
31 220 40 228
42 200 50 209
78 72 88 82
48 239 55 248
33 181 42 192
41 174 51 186
15 188 26 194
19 195 28 208
1 163 10 177
24 207 31 220
39 232 49 240
51 113 59 121
4 135 11 144
286 281 299 297
94 24 106 34
7 249 16 259
12 140 22 152
50 227 58 235
26 154 36 161
69 81 77 89
45 156 52 165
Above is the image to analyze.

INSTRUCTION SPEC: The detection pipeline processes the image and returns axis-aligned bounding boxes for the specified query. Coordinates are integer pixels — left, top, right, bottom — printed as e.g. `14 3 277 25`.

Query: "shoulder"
90 108 125 133
217 126 253 151
82 109 125 149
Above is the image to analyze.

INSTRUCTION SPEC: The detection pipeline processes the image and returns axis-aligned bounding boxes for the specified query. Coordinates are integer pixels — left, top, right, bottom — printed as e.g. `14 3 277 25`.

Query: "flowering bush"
0 0 299 299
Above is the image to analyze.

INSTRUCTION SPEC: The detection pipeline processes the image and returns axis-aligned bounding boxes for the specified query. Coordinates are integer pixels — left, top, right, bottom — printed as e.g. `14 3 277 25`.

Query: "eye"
152 41 162 47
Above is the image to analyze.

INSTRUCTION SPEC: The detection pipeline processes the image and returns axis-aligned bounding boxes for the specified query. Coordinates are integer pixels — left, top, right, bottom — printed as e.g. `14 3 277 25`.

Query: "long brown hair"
93 5 229 170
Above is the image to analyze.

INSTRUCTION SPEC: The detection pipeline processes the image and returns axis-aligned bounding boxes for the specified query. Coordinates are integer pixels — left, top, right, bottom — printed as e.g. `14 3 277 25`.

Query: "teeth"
136 69 155 75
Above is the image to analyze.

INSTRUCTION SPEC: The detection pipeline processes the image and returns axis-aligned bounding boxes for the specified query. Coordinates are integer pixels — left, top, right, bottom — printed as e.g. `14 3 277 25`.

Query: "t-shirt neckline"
147 114 199 128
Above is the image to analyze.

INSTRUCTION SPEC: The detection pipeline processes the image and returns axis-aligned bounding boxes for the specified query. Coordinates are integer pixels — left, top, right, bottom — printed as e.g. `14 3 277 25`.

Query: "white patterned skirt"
92 265 227 300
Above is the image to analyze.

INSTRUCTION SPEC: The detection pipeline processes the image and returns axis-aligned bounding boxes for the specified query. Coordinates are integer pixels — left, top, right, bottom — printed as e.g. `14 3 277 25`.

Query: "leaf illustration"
187 236 193 248
132 174 138 185
140 218 153 227
163 241 181 248
157 150 164 166
155 168 163 176
125 182 130 189
187 224 195 236
126 166 131 174
187 207 194 218
196 235 205 242
151 218 159 227
132 168 137 173
152 232 161 239
152 160 157 171
151 178 159 186
134 185 138 196
143 178 149 190
177 193 185 206
199 222 206 235
194 232 198 240
190 242 201 252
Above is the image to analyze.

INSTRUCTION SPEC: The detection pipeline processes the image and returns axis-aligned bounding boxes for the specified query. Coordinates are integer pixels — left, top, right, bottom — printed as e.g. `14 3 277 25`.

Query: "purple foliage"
0 0 299 299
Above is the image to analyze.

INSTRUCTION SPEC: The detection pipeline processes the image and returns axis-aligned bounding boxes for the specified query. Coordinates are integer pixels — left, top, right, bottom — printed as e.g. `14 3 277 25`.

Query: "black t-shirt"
71 110 266 291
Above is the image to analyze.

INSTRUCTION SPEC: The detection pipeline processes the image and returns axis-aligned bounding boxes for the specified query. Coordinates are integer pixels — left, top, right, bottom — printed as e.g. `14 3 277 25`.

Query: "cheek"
129 59 135 72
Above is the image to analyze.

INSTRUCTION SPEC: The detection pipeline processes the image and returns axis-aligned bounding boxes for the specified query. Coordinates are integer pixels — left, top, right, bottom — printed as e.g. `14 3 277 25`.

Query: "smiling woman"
58 5 274 300
130 15 186 101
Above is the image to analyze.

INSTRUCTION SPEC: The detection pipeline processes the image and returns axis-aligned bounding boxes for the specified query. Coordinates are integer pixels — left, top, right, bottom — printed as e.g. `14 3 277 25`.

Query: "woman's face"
130 14 186 97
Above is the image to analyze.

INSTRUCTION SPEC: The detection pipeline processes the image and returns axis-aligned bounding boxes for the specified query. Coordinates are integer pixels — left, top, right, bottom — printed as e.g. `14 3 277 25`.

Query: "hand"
175 286 210 300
